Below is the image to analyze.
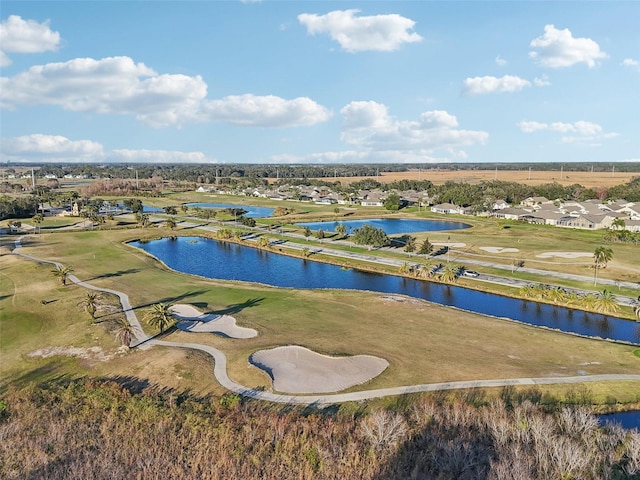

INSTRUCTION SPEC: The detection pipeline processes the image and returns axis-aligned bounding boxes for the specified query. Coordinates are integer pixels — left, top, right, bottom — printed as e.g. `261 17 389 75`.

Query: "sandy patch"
27 345 125 361
536 251 592 259
250 345 389 394
171 304 257 339
480 247 520 253
432 242 466 248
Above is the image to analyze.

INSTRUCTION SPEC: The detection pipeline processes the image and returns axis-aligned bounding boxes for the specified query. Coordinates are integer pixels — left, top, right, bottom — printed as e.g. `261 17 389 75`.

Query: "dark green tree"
352 224 390 249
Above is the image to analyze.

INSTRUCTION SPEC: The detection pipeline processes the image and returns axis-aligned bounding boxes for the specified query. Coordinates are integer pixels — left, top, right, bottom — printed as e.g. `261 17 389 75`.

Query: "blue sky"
1 1 638 164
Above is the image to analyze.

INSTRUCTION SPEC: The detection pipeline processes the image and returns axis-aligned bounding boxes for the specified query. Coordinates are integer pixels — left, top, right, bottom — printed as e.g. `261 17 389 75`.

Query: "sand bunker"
250 345 389 394
171 304 257 339
536 252 592 259
480 247 520 253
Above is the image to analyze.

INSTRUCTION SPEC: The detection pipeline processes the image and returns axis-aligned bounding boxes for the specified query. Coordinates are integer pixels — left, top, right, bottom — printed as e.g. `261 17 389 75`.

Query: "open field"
2 228 639 401
304 169 639 188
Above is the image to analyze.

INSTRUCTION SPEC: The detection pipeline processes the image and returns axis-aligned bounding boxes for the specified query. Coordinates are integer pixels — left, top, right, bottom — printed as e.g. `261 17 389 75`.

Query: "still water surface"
296 218 470 234
185 203 274 218
130 236 640 345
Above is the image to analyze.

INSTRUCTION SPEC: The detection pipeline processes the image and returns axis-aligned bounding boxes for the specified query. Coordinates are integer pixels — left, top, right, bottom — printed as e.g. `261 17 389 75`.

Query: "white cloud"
340 101 488 156
518 120 602 135
108 149 210 163
0 15 61 66
297 9 422 52
622 58 640 71
0 133 213 163
203 94 331 127
1 134 103 158
534 74 551 87
462 75 531 95
1 56 331 128
517 119 618 146
495 55 507 66
529 24 608 68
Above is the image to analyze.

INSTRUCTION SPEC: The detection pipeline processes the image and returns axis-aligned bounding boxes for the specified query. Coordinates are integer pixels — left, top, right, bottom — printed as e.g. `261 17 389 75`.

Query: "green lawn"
2 228 639 402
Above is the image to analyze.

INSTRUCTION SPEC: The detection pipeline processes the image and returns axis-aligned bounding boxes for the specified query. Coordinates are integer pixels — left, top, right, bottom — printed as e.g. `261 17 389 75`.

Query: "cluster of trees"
0 196 39 220
1 378 639 479
31 162 640 182
351 224 390 249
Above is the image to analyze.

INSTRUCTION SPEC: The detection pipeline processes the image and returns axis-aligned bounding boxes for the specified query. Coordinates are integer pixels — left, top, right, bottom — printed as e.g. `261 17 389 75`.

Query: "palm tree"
593 246 613 286
144 303 175 334
439 263 459 283
633 300 640 321
80 291 101 323
52 264 74 286
335 223 347 239
611 218 626 231
592 290 619 315
114 317 139 348
398 262 411 274
32 213 44 233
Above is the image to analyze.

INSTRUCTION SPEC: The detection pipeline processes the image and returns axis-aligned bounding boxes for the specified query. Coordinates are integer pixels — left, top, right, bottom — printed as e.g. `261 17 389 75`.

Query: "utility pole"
135 170 139 189
528 166 531 180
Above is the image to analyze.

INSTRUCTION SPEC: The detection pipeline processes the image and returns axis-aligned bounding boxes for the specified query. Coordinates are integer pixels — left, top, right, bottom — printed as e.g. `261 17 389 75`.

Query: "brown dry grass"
322 169 638 188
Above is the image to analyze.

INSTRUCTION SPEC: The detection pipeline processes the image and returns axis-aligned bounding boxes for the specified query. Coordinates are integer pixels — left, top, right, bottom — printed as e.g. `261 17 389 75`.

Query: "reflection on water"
130 236 640 345
296 218 470 235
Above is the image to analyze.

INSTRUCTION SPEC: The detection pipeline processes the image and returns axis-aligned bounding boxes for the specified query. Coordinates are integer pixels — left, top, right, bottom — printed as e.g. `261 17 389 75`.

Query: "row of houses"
485 196 640 232
196 184 640 232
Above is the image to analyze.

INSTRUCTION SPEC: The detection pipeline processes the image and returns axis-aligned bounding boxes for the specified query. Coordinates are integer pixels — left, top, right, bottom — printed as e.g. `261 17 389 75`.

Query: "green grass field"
2 226 639 402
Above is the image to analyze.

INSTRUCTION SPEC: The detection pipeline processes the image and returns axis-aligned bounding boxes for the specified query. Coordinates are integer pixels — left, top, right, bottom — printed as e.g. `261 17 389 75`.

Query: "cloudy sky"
1 1 638 164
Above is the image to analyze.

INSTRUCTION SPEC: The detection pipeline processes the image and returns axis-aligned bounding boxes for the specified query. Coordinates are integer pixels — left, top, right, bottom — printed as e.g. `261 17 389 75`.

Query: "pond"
186 203 275 218
129 237 640 345
296 218 470 235
600 411 640 430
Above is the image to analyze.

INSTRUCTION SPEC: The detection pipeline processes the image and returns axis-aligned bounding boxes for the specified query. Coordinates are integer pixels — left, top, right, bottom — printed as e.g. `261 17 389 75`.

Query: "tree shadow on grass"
211 297 264 315
133 290 209 311
86 268 140 281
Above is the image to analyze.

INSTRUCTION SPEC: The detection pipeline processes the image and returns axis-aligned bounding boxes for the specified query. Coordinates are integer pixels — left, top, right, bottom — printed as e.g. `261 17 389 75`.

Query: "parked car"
463 270 479 277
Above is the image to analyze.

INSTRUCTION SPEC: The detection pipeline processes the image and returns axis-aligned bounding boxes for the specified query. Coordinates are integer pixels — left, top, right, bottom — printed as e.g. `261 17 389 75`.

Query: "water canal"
296 218 469 235
130 236 640 345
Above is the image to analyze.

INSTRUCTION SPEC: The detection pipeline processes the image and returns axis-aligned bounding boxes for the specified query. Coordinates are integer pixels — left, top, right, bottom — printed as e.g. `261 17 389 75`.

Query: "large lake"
186 203 274 218
129 236 640 345
297 218 469 234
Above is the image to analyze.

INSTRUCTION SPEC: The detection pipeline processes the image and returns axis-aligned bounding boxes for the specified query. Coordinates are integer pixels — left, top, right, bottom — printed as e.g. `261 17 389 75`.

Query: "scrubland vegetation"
1 379 639 479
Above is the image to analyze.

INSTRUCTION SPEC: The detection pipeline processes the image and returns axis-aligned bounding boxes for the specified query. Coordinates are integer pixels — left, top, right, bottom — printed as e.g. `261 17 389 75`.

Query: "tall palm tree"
593 246 613 286
52 264 74 286
80 291 101 323
335 223 347 239
32 213 44 233
592 290 619 315
144 303 175 334
439 263 459 283
114 317 140 348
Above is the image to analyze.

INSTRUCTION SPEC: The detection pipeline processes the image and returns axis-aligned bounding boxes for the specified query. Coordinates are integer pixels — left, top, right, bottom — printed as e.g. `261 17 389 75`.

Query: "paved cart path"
12 236 640 405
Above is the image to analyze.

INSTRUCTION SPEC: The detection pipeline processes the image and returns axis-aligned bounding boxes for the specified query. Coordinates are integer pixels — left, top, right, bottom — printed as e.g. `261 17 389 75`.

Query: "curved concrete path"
11 236 640 405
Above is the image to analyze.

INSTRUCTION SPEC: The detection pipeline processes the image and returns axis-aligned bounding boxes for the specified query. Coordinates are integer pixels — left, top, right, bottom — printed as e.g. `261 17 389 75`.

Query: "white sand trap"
171 304 257 339
433 242 466 248
480 246 520 253
250 346 389 394
536 251 592 259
